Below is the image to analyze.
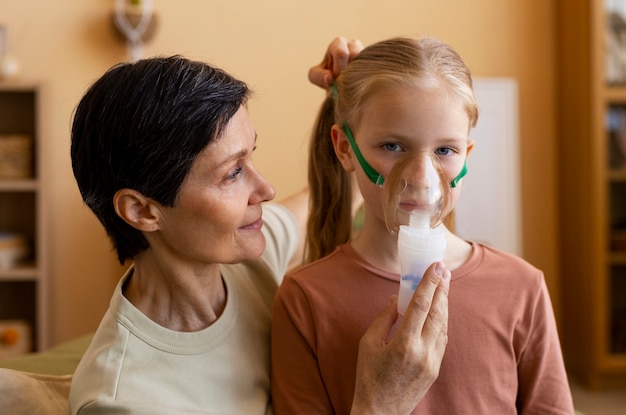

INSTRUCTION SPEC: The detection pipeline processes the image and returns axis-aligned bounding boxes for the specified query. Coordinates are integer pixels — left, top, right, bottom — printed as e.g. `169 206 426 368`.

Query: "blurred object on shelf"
612 229 626 252
0 232 28 271
610 303 626 354
606 9 626 84
0 25 19 81
0 135 32 179
0 320 31 359
606 107 626 169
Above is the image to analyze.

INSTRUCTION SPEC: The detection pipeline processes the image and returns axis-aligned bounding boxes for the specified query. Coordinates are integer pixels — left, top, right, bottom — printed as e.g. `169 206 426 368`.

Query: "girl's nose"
403 155 437 191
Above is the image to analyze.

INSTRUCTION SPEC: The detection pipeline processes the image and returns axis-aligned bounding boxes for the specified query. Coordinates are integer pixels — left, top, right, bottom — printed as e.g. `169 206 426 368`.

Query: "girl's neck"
443 231 474 270
350 216 402 273
350 217 472 274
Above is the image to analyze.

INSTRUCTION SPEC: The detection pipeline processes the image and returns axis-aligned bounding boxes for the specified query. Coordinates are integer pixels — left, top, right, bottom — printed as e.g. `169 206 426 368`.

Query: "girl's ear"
466 139 475 158
113 189 160 232
331 124 356 172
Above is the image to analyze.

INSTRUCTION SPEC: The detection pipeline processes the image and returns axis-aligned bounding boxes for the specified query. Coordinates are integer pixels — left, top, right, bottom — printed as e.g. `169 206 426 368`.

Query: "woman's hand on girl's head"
350 262 450 415
309 37 364 89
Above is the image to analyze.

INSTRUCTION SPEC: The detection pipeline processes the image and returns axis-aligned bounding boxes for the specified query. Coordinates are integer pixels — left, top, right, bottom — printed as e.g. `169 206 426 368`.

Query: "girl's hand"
308 37 364 89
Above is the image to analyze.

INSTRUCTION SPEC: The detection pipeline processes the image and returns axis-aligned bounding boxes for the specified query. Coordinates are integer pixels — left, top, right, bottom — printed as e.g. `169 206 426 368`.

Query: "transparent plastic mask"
383 153 454 234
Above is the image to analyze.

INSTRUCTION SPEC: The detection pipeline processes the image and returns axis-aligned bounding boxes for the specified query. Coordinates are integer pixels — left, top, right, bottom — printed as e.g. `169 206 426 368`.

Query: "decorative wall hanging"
0 25 19 80
112 0 158 62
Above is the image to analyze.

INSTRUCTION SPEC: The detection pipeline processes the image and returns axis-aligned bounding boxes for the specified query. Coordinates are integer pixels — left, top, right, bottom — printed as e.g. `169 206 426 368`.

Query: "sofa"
0 333 585 414
0 334 92 414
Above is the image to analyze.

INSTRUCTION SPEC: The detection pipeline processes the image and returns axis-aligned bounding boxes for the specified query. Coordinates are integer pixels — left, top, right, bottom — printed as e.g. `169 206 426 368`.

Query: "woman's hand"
351 262 450 415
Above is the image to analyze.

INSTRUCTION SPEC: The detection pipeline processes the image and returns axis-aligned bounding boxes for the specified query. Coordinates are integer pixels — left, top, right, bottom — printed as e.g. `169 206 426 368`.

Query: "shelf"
609 251 626 263
0 263 37 281
0 83 46 352
0 81 39 92
558 0 626 388
605 86 626 103
608 169 626 180
0 179 38 191
603 354 626 370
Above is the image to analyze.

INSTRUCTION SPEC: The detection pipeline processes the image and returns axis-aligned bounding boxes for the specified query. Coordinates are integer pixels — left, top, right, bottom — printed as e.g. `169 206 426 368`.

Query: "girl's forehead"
357 86 465 120
355 84 444 113
352 87 471 142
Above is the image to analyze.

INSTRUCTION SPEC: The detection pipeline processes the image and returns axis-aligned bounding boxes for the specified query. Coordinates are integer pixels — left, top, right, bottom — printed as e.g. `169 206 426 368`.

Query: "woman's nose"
251 168 275 204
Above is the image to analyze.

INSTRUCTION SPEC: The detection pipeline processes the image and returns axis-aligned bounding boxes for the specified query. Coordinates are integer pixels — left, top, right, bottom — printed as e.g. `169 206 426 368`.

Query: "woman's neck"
123 253 227 332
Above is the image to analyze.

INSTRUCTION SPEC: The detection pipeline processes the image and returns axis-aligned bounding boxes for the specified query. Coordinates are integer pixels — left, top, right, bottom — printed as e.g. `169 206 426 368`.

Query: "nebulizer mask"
342 123 465 314
383 153 459 314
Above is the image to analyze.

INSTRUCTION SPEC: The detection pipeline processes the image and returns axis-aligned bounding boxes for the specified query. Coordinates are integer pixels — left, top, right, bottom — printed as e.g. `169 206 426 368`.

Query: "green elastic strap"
331 83 339 101
333 84 384 185
450 160 467 188
342 123 385 186
334 83 467 188
344 122 468 188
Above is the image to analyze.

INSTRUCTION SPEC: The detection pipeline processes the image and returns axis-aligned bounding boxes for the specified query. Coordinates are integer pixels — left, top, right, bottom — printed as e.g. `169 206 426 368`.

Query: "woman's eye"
383 143 403 152
226 167 243 181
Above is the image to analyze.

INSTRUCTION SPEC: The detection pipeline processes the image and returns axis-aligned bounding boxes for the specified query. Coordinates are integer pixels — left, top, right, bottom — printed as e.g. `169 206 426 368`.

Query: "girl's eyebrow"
380 133 467 144
438 136 468 143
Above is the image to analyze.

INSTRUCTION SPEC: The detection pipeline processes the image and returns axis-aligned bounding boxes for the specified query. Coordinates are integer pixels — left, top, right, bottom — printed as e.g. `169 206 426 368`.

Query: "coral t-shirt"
272 242 574 414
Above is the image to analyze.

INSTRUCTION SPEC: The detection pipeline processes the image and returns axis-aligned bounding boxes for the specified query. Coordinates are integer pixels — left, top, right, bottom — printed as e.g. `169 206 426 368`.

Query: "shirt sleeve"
516 275 575 414
260 203 299 285
271 276 335 414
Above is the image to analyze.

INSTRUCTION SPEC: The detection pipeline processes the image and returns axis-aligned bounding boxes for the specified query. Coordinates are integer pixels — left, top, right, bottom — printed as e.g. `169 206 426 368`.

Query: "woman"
68 39 450 415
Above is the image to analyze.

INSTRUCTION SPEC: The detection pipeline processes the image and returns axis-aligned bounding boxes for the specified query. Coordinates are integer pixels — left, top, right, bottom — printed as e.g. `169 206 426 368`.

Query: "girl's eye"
383 143 403 152
226 167 243 181
434 147 454 156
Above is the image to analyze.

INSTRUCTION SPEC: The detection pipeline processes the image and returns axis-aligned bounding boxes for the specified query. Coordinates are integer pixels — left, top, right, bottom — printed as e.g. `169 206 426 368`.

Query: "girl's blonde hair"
304 37 479 265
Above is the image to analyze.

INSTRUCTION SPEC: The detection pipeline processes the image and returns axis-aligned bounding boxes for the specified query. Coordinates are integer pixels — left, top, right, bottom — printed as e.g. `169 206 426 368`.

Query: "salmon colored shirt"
271 242 574 414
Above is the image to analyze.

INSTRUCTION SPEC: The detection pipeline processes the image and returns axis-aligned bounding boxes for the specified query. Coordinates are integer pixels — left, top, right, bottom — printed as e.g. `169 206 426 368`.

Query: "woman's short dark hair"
70 56 251 264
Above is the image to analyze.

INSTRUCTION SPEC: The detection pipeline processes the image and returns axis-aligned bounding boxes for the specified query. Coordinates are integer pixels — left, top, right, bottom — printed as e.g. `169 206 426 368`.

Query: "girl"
271 37 574 414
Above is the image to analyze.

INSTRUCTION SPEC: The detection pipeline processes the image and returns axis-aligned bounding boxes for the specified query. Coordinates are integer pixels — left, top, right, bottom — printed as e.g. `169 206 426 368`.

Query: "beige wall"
0 0 558 346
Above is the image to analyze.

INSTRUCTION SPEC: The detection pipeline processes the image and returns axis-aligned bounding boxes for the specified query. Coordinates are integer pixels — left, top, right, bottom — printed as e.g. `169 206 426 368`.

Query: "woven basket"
0 135 33 179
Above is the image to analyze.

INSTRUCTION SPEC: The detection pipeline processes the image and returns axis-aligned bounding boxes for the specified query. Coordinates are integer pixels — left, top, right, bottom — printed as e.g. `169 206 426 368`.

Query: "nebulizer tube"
383 154 453 315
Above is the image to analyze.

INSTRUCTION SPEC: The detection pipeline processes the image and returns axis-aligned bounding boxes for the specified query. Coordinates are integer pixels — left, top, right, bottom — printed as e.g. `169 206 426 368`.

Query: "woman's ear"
331 124 356 172
113 189 160 232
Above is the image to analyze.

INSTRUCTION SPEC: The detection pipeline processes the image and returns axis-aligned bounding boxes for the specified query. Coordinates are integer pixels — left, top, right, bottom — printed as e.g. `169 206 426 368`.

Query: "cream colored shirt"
70 203 297 415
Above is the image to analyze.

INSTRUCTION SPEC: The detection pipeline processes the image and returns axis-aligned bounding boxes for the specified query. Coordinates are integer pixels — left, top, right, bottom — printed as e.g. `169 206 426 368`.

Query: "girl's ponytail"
304 94 353 264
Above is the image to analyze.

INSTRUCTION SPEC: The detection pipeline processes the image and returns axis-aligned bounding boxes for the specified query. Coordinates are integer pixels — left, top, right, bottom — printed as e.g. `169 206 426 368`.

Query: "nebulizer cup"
383 154 453 315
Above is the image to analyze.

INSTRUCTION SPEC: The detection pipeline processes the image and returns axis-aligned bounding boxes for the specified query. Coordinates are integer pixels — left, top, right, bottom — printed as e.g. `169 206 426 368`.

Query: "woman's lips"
240 217 263 231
